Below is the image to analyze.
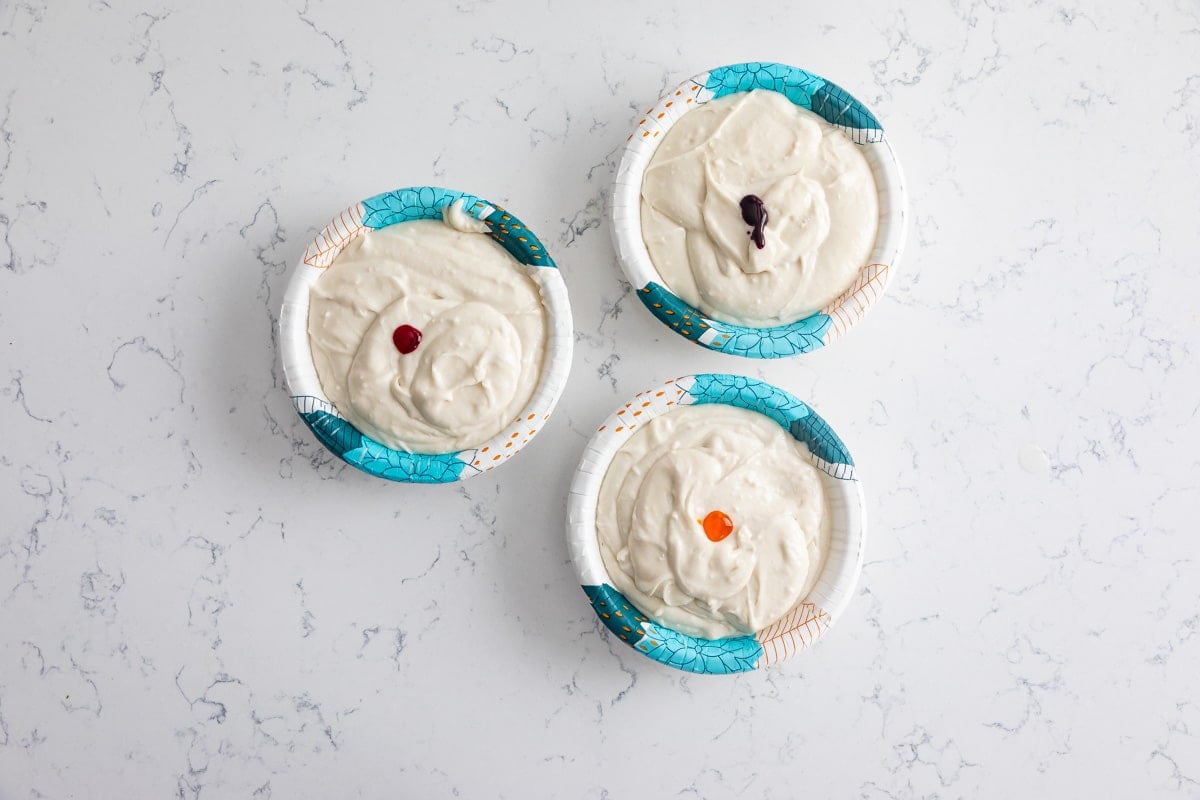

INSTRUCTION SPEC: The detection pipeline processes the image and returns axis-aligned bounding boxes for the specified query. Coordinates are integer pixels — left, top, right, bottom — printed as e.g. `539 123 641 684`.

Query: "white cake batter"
307 200 548 453
596 403 830 639
640 89 879 326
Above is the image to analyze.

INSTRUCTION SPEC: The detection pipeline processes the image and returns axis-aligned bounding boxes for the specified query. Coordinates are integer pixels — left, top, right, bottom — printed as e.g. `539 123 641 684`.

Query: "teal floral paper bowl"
565 374 866 674
279 186 573 483
611 62 908 358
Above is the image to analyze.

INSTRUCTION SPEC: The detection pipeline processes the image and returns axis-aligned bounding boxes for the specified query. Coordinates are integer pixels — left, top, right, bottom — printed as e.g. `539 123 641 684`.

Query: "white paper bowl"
611 62 907 358
279 186 573 483
566 374 866 673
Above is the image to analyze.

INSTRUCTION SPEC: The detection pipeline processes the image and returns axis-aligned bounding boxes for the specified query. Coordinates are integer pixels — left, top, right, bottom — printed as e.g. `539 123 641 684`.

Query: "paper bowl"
611 62 907 358
279 186 573 483
566 374 865 673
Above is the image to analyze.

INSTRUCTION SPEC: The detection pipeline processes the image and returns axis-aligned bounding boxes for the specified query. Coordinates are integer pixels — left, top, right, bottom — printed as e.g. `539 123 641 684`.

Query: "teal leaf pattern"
300 407 475 483
685 374 854 471
359 186 556 269
704 62 883 139
637 621 761 674
582 584 762 674
705 62 825 109
686 373 810 430
299 398 363 454
637 282 831 358
344 438 475 484
811 81 883 137
294 185 557 483
361 186 485 229
789 412 855 469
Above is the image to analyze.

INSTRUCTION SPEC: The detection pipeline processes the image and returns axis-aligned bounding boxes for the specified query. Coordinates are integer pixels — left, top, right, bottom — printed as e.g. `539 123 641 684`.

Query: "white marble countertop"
2 1 1199 796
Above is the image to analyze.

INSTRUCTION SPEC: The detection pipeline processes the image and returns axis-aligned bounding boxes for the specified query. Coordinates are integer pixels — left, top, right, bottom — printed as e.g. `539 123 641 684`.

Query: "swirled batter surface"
308 202 547 453
640 89 879 326
596 404 830 639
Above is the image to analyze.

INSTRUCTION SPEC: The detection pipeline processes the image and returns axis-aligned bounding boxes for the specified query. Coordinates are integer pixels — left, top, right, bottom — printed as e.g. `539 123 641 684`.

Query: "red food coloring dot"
701 510 734 542
392 324 422 354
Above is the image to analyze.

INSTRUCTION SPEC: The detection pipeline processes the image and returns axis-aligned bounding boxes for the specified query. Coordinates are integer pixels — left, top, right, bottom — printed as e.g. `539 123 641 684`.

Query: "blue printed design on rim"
704 62 882 134
684 373 854 469
627 63 884 359
299 403 476 483
361 185 485 228
577 375 856 673
582 584 762 674
293 185 560 484
637 282 832 359
361 186 557 269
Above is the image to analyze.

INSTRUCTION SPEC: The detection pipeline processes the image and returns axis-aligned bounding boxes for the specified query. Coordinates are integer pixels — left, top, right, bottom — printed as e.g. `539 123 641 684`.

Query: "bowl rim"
565 373 867 674
278 185 573 484
610 61 909 359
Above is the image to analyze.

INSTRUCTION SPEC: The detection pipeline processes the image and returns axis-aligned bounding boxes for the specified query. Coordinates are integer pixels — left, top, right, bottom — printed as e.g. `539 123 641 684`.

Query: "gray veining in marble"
2 0 1199 796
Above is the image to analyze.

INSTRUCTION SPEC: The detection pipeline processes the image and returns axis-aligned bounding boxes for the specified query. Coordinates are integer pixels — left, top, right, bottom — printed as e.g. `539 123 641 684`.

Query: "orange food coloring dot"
701 510 734 542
